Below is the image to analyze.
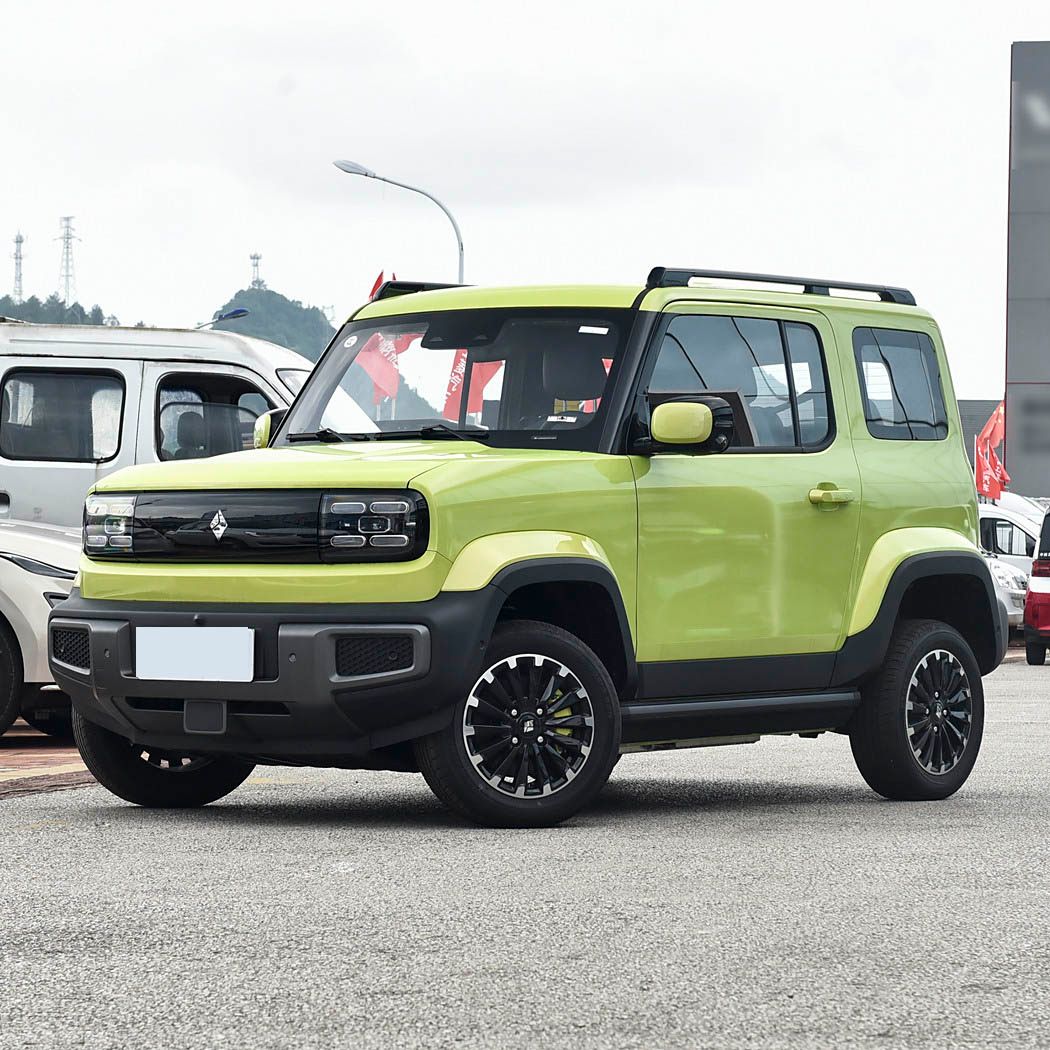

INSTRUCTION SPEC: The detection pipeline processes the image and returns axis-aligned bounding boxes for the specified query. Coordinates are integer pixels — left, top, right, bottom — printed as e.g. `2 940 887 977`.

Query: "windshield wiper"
415 423 491 442
287 427 352 443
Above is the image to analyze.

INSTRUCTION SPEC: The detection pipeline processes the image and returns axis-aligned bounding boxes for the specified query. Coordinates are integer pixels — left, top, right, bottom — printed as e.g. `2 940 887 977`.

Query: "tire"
1026 640 1046 666
0 622 24 737
415 619 621 827
72 709 255 808
849 619 984 801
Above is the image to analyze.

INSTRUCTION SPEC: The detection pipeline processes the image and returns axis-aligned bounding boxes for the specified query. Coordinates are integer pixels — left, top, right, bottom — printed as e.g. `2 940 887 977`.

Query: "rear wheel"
73 709 255 807
849 619 983 801
415 620 621 827
1026 640 1046 666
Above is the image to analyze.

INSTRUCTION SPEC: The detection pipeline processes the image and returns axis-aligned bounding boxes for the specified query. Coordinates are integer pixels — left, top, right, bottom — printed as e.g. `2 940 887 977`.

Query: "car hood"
0 519 82 572
90 440 587 494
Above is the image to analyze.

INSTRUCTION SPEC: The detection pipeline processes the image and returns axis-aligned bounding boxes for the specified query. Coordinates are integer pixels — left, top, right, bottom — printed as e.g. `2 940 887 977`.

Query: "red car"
1024 511 1050 664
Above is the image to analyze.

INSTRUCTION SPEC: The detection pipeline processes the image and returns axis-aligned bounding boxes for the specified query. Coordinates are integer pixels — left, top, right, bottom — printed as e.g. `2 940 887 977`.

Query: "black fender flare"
487 557 638 698
831 551 1005 684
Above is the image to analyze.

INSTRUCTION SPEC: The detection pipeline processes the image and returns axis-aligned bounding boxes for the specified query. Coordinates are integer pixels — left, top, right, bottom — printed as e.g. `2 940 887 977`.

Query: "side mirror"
253 408 287 449
651 401 713 445
642 397 734 455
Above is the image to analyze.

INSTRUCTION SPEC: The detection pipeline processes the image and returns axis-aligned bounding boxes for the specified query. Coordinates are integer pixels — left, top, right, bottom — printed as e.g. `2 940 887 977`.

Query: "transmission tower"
56 216 78 304
12 232 24 304
249 253 265 289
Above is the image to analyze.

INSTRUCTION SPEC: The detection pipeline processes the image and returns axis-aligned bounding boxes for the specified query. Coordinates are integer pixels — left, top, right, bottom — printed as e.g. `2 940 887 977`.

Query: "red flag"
369 272 385 300
975 440 1001 499
356 333 399 403
977 401 1006 450
975 400 1009 497
442 353 502 420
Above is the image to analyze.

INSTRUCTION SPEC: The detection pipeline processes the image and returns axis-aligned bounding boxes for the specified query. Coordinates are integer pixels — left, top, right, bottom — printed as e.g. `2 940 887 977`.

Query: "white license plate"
135 627 255 683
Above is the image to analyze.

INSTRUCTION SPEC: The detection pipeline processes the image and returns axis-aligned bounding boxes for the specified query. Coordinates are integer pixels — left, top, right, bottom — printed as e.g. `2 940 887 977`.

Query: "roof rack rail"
373 280 464 301
645 267 916 307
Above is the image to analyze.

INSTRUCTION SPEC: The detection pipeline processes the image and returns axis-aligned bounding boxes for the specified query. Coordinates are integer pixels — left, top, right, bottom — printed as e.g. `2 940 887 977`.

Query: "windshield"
278 308 629 450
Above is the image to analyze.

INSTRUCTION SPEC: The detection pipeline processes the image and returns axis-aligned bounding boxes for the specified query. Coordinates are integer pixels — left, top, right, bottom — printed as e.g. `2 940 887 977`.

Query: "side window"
853 328 948 441
0 370 124 462
994 520 1034 558
156 372 274 461
982 517 1035 557
646 315 831 450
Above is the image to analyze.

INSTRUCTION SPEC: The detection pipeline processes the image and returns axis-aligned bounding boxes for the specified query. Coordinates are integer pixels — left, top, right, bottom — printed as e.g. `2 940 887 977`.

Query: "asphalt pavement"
2 654 1047 1050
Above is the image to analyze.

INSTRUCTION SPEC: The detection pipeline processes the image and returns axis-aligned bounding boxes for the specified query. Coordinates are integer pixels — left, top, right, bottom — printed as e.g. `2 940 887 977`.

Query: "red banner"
975 400 1009 498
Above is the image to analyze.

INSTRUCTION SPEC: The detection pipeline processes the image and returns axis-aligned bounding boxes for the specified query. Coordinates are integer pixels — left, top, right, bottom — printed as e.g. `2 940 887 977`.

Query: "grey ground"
3 655 1048 1050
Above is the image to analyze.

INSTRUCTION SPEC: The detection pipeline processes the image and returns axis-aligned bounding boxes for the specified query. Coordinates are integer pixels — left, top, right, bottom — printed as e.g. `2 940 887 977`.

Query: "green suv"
50 269 1006 826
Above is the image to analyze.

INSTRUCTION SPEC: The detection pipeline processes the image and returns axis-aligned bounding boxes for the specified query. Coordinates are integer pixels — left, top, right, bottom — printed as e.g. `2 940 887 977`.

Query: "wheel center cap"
517 715 539 738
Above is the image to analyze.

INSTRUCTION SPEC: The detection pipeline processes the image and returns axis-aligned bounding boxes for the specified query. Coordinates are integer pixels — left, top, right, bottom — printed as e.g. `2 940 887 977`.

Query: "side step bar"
620 690 860 745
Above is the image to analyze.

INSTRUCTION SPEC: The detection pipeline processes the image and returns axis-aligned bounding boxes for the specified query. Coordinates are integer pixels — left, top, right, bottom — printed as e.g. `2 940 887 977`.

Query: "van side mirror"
640 397 734 455
253 408 286 449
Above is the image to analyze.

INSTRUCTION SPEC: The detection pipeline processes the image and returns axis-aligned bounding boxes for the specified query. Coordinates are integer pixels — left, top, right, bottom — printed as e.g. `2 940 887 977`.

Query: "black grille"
335 634 414 678
52 627 90 671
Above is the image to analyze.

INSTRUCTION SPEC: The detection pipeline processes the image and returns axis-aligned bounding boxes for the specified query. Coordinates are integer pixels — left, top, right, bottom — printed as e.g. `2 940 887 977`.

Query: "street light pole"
333 160 464 283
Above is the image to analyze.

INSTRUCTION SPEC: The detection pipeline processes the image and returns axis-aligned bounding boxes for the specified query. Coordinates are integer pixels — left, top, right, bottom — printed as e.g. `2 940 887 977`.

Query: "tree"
0 294 111 326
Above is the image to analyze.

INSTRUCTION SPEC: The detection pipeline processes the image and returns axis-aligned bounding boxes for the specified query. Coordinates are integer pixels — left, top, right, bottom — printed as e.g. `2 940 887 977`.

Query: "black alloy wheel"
904 649 973 775
462 653 595 798
849 618 984 802
415 619 621 827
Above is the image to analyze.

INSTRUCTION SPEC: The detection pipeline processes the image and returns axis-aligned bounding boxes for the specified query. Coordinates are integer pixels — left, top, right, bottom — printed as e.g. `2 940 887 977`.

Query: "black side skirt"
620 689 859 744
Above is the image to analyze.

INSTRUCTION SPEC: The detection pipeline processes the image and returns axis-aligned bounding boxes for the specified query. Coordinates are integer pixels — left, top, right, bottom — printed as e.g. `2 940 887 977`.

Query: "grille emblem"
209 510 228 541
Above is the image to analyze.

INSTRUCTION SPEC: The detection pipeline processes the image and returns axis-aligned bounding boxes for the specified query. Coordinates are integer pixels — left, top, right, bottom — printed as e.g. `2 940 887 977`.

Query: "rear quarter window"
853 327 948 441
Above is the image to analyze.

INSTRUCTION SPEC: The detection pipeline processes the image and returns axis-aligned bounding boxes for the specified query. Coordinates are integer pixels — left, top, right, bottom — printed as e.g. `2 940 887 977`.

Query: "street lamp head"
333 159 377 178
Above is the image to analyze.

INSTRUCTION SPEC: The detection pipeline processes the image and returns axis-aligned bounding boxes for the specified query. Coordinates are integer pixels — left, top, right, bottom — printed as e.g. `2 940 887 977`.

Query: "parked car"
1024 509 1050 664
51 269 1005 826
0 520 79 736
985 553 1027 629
979 501 1038 577
0 321 370 527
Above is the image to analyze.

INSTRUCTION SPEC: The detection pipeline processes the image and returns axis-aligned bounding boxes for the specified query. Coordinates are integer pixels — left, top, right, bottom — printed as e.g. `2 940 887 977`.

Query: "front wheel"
415 620 621 827
849 619 984 801
73 710 255 807
1026 640 1046 666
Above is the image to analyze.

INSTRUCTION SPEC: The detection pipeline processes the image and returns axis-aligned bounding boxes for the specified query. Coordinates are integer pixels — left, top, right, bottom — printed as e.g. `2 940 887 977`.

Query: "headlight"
988 558 1027 592
84 494 137 557
320 491 429 562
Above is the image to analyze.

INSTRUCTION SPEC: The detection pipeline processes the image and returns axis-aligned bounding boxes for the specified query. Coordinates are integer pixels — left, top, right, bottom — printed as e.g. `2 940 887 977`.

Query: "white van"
978 501 1039 577
0 322 326 527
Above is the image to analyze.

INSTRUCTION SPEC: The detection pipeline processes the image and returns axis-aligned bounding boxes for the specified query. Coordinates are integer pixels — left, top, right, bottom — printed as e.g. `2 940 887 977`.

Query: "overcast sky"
3 0 1050 396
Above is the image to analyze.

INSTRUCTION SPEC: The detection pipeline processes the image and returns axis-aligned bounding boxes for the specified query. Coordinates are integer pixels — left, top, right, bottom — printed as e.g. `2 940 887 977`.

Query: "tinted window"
156 372 273 461
853 328 948 441
0 370 123 462
647 315 831 449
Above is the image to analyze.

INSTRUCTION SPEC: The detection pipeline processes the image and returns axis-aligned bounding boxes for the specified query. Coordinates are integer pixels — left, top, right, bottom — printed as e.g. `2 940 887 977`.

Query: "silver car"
0 520 79 736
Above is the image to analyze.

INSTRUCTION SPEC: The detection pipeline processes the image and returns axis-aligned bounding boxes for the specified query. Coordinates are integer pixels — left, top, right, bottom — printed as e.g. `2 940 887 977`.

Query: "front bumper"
49 588 503 760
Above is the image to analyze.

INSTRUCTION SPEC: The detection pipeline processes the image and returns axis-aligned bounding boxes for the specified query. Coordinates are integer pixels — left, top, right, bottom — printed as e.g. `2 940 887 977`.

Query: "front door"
632 303 861 694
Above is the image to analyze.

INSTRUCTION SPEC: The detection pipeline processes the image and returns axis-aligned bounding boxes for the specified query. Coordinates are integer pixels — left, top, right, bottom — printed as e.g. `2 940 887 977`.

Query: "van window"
981 516 1036 558
0 370 124 462
156 372 274 461
853 328 948 441
647 315 831 449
